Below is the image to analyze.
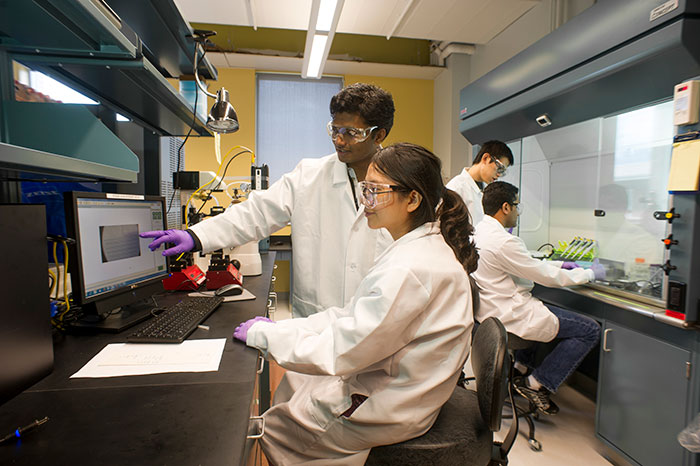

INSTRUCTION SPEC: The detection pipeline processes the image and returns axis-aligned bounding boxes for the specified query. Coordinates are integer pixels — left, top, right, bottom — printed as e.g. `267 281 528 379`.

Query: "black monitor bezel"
64 191 168 308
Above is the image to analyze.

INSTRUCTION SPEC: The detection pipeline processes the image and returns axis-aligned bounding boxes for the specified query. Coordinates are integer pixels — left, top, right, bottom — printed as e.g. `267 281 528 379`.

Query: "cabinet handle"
603 328 613 352
257 354 265 374
247 416 265 439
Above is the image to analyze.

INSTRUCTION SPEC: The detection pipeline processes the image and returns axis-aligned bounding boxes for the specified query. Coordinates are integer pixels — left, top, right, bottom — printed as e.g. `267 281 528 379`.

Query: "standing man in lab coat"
446 140 513 225
472 181 605 415
141 83 394 318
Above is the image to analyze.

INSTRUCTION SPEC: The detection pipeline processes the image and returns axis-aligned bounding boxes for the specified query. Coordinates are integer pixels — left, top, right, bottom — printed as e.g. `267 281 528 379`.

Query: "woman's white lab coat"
472 215 595 341
246 223 474 465
189 153 392 317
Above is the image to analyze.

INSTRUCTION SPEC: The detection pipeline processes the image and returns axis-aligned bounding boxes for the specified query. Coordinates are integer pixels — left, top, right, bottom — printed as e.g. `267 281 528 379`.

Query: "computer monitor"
64 192 168 332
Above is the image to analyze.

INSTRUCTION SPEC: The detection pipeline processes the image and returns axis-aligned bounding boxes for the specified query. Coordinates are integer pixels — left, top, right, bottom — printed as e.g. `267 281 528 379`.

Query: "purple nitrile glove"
140 229 194 256
589 258 606 281
562 261 580 270
233 316 275 343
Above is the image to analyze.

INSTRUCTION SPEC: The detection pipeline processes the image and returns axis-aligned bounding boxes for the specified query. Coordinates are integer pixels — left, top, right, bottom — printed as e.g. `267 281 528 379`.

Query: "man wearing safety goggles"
143 83 395 320
446 140 513 225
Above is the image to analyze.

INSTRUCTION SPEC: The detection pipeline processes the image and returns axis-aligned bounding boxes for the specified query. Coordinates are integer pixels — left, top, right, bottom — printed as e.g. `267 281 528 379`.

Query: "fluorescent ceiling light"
302 0 344 79
306 34 328 79
316 0 338 31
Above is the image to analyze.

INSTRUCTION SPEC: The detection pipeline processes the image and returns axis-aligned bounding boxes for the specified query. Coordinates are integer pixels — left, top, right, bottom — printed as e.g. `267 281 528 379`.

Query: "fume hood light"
536 114 552 127
207 88 239 134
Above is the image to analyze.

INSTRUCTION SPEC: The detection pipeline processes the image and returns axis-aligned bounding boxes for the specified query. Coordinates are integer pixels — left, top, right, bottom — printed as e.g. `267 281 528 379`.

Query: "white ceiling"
174 0 541 45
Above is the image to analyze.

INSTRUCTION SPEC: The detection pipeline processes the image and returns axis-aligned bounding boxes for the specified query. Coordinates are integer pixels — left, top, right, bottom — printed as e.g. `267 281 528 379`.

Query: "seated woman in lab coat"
233 142 479 466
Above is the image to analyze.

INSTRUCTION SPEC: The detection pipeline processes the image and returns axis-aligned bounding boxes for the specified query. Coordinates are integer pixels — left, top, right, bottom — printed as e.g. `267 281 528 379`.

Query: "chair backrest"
469 275 480 313
471 317 509 432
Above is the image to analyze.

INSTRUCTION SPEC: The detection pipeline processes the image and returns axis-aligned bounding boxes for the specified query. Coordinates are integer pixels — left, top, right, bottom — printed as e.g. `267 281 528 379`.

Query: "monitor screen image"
74 196 167 302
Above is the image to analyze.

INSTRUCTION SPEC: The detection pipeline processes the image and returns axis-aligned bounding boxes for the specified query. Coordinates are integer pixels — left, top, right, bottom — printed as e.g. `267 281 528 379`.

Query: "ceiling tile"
175 0 540 44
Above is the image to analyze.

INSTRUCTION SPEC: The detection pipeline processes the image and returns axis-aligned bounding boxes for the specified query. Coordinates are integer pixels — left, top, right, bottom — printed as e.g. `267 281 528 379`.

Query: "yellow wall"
183 68 257 175
343 75 434 151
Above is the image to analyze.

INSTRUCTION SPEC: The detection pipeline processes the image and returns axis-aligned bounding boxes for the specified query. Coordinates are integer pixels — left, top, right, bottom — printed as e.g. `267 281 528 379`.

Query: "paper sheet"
70 338 226 378
668 139 700 191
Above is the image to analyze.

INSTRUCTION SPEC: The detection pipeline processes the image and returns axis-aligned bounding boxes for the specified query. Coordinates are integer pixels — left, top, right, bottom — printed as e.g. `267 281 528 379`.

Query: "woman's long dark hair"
372 143 478 274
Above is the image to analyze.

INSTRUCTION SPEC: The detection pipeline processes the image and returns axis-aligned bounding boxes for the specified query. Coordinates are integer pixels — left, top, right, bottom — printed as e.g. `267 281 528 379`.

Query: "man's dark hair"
330 83 395 136
473 140 514 165
482 181 519 216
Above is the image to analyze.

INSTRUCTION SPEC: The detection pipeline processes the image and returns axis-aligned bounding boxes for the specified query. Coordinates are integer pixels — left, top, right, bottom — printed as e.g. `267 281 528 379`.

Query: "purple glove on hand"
562 261 580 270
589 258 606 281
233 316 275 343
140 229 194 256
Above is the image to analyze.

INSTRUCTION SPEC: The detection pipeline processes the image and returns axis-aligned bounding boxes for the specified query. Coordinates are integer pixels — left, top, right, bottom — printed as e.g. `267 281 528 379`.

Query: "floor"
493 385 621 465
264 297 623 466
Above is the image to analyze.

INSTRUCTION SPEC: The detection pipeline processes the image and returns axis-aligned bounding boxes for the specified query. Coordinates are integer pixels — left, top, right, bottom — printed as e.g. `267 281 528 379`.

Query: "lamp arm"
194 43 217 99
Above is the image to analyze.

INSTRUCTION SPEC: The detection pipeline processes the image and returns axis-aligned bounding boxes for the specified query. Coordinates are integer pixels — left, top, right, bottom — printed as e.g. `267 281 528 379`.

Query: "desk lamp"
192 31 239 134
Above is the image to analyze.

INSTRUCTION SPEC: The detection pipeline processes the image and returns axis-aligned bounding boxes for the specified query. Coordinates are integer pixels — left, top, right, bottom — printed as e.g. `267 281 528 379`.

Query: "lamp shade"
207 88 239 134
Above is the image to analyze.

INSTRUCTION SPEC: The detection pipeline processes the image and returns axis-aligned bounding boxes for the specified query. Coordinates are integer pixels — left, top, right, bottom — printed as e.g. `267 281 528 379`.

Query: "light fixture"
192 31 239 134
302 0 345 79
535 113 552 127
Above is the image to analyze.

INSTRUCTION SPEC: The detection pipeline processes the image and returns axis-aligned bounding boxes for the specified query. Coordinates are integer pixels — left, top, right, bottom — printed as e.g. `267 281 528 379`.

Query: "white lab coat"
446 168 484 225
472 216 595 342
247 223 474 465
189 153 392 317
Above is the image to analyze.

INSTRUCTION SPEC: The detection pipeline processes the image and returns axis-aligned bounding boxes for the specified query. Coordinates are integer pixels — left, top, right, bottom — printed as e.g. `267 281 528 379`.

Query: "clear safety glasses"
510 202 522 214
327 121 378 143
491 155 508 175
358 181 410 210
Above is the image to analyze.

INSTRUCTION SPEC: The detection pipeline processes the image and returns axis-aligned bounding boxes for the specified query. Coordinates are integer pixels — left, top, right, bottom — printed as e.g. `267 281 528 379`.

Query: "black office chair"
504 333 542 452
365 317 516 466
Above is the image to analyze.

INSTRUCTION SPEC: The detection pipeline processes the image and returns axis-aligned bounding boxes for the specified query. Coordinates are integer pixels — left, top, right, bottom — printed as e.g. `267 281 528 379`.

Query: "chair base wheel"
528 439 542 452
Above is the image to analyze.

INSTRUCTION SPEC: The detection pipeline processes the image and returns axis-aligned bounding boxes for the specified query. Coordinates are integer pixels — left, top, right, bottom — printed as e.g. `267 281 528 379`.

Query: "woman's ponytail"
437 188 479 274
372 143 479 274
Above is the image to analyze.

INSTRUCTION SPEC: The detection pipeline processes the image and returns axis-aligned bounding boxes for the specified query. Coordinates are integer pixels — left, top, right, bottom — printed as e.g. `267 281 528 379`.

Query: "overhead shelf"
0 142 136 182
0 0 218 185
1 101 139 182
107 0 217 80
15 53 211 137
0 0 138 58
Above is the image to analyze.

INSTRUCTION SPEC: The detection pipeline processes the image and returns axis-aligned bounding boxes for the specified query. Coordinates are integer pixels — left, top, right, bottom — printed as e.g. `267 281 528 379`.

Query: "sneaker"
514 383 560 415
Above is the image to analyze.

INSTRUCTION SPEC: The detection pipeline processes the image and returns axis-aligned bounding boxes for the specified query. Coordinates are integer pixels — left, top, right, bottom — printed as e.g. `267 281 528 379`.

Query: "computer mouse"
215 284 244 297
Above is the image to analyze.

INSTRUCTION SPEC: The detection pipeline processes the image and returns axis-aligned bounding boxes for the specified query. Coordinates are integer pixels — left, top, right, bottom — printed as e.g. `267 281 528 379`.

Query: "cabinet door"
598 322 690 466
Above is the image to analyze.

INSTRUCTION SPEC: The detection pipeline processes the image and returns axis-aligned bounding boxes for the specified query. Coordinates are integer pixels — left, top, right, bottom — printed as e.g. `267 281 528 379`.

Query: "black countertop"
0 252 275 465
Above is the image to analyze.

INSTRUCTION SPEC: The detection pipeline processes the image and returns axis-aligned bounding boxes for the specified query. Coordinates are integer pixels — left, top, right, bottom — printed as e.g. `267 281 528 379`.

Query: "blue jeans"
515 305 600 393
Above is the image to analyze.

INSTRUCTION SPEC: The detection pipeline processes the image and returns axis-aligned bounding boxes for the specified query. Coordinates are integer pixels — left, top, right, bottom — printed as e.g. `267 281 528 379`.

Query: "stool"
505 333 542 452
366 317 514 466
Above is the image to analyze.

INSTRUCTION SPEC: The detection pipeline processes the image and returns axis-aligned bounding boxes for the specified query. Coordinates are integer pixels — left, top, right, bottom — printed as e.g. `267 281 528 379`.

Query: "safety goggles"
358 181 410 210
491 155 508 175
327 121 378 143
510 202 522 214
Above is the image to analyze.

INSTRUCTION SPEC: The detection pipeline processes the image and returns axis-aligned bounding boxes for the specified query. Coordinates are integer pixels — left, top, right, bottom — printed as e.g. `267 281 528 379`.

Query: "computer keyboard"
126 296 224 343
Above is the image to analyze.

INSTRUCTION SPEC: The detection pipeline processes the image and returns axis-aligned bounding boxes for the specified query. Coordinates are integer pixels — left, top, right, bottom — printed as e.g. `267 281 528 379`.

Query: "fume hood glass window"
256 74 342 184
499 139 523 234
517 100 673 303
595 100 672 298
14 64 98 105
